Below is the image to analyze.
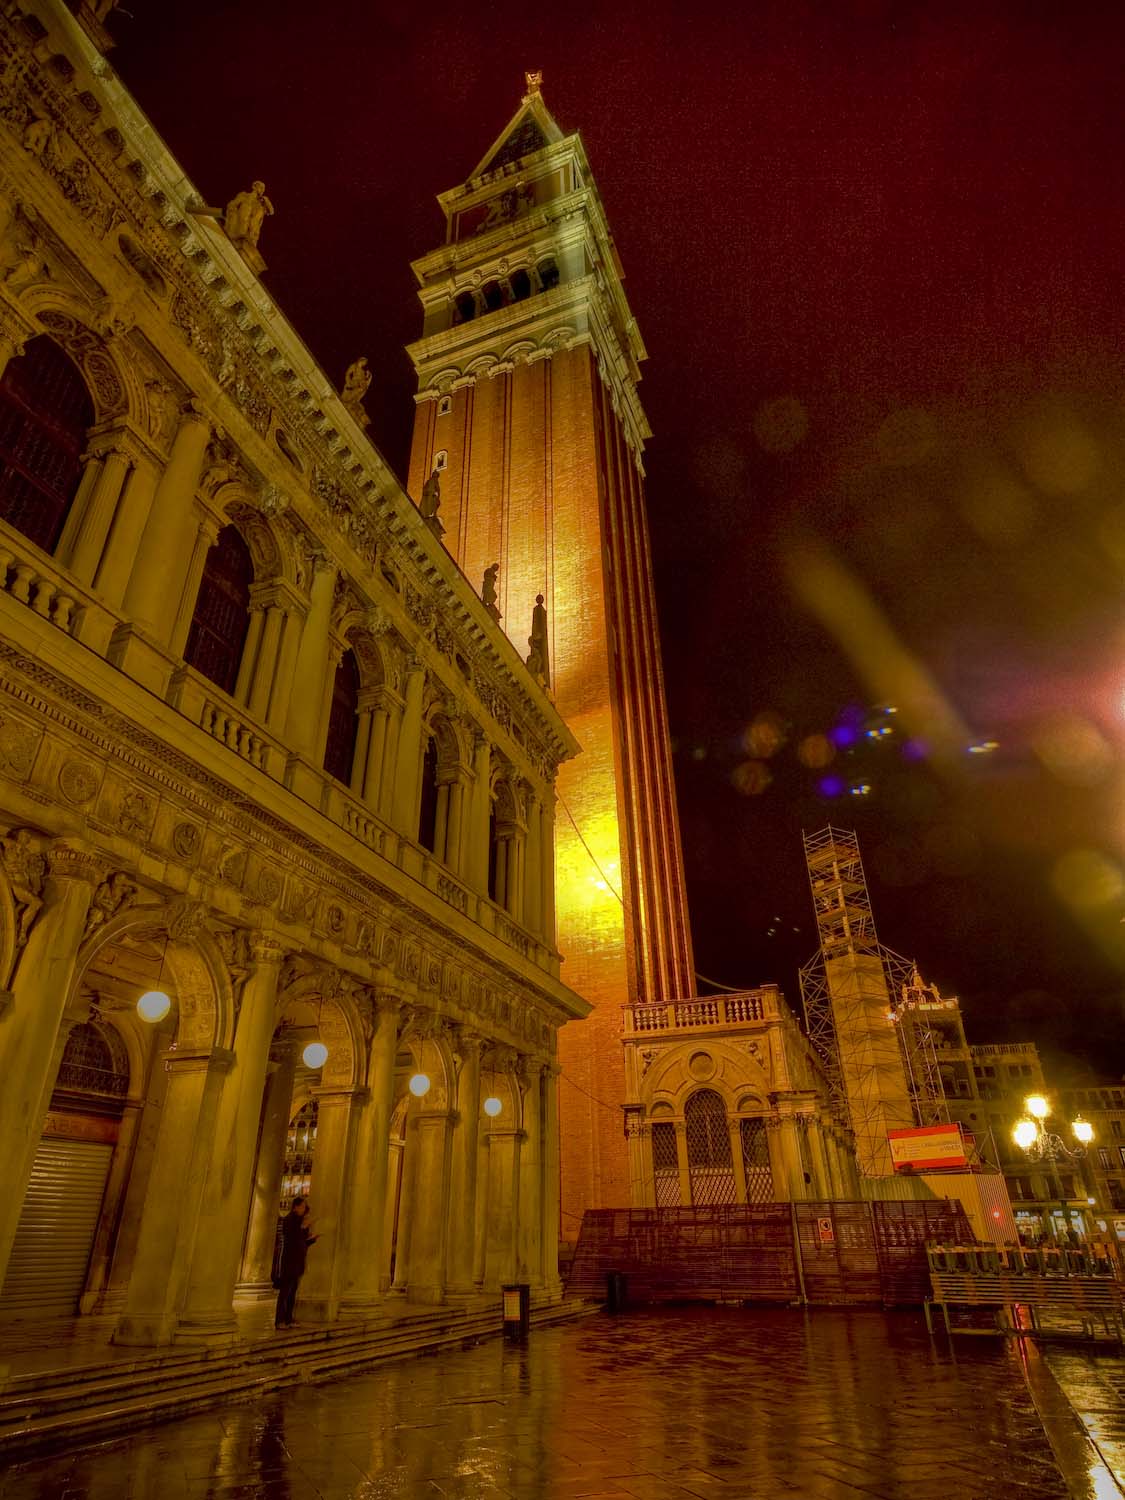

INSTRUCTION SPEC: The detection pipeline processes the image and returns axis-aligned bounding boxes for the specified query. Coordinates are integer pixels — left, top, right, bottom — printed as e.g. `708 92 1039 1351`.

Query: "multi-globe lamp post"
1011 1093 1094 1242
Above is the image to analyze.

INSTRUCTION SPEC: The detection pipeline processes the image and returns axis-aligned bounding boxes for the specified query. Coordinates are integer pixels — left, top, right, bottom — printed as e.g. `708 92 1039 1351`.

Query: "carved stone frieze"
0 713 41 779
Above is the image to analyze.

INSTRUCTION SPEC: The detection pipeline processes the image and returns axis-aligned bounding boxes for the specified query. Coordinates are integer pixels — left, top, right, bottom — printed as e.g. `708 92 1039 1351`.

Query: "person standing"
275 1196 317 1329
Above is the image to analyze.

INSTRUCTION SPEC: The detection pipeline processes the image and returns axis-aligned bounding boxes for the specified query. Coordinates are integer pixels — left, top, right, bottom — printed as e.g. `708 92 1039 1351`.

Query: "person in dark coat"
275 1196 317 1329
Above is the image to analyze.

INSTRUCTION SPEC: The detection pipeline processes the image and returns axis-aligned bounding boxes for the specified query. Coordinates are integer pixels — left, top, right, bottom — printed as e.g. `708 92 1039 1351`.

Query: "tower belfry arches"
406 84 696 1227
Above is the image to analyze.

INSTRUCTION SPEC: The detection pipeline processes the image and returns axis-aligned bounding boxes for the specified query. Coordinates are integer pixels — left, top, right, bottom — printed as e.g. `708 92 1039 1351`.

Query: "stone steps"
0 1298 598 1459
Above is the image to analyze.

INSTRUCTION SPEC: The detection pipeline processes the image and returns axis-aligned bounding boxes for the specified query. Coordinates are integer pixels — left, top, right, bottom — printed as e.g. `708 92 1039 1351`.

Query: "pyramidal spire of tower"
465 74 565 183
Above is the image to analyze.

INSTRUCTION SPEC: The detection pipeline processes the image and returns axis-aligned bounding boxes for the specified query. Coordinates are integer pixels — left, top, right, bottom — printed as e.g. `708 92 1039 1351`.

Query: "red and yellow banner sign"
887 1123 968 1171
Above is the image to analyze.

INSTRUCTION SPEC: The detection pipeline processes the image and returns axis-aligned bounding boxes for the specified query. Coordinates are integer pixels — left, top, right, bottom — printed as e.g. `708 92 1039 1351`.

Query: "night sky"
111 0 1125 1080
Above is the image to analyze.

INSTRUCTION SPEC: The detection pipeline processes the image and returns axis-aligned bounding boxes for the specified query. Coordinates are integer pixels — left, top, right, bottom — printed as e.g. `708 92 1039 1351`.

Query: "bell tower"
407 76 695 1231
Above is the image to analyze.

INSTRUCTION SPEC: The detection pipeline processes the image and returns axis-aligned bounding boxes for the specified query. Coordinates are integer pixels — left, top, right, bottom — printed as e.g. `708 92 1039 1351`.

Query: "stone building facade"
0 0 588 1341
621 986 860 1207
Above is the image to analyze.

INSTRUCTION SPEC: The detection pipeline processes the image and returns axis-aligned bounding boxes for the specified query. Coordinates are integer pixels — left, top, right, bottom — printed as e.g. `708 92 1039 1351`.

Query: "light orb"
302 1041 328 1069
1013 1118 1038 1151
1073 1118 1094 1145
136 989 172 1023
1026 1094 1049 1120
409 1072 431 1097
483 1096 503 1117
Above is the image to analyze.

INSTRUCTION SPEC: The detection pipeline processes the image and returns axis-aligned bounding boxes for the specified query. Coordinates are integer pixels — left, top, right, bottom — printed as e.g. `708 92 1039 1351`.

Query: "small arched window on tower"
433 449 448 472
417 735 440 853
323 646 361 786
537 257 559 292
509 269 532 302
437 395 452 417
454 291 477 325
0 334 93 555
481 281 505 313
183 525 254 697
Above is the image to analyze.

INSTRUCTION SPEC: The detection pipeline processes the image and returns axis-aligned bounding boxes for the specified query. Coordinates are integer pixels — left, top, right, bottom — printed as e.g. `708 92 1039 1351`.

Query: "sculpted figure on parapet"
525 593 550 688
481 563 501 622
341 358 372 426
224 181 274 254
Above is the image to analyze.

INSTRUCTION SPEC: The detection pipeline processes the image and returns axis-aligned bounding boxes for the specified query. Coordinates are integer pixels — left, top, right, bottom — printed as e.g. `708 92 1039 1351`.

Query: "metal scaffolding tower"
799 827 948 1176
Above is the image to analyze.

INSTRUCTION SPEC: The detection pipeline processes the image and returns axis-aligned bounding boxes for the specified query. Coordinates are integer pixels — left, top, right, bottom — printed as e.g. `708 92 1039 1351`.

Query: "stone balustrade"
623 988 783 1035
0 532 115 654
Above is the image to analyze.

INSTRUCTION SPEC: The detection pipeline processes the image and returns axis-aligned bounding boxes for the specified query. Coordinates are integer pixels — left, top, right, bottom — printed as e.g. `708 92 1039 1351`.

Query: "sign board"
887 1123 968 1172
816 1216 835 1245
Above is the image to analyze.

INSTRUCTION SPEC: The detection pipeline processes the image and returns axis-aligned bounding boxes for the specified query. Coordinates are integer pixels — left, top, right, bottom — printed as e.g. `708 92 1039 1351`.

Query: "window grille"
685 1089 736 1205
54 1021 129 1098
740 1117 774 1205
651 1120 679 1207
184 524 253 696
0 336 92 555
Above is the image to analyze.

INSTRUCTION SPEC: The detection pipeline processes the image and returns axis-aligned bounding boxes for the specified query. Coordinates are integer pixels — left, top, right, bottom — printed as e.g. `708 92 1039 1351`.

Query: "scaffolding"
799 827 948 1175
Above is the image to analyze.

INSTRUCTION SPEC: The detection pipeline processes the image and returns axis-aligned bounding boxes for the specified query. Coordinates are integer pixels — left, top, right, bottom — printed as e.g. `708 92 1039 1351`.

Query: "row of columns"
0 859 563 1341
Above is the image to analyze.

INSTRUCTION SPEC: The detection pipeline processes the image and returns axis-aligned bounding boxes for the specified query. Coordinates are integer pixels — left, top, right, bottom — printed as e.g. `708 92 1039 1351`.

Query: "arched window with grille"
323 647 360 786
417 735 439 852
0 335 92 555
740 1118 774 1204
685 1088 736 1205
183 524 253 696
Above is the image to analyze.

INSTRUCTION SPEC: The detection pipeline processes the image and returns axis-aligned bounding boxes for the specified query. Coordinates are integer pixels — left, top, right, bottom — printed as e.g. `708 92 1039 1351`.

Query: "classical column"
446 1033 483 1295
114 1046 233 1346
233 606 266 705
377 700 402 821
122 406 211 642
360 692 391 810
68 445 133 587
248 605 285 721
517 1061 542 1286
311 634 347 769
350 707 373 799
55 451 104 564
729 1117 748 1204
465 733 492 894
444 774 467 874
404 1109 454 1303
540 1064 563 1295
524 791 543 936
0 844 101 1293
339 995 400 1311
94 453 160 610
79 1095 143 1314
266 605 303 735
239 1037 298 1295
177 938 284 1342
803 1117 831 1199
285 561 337 757
675 1121 691 1206
540 790 557 948
392 659 425 835
299 1086 362 1322
772 1113 808 1201
168 516 220 661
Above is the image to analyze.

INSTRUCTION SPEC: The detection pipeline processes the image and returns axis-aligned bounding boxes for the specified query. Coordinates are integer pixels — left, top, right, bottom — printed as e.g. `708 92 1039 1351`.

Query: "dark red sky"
113 0 1125 1078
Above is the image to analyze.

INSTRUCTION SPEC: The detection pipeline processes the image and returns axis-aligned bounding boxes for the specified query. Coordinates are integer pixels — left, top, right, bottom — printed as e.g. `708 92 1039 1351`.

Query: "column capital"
164 1045 236 1075
249 935 286 967
45 842 106 888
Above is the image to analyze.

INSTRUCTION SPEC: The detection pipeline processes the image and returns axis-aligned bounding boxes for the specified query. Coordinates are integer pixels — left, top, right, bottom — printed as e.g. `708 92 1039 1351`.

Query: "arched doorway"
0 1020 129 1320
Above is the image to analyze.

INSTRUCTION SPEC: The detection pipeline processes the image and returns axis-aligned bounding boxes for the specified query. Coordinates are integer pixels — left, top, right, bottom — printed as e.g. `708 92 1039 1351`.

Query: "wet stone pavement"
0 1306 1079 1500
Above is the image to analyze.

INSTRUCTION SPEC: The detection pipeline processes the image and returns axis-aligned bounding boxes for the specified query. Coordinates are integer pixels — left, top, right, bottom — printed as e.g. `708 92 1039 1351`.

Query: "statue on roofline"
224 181 274 255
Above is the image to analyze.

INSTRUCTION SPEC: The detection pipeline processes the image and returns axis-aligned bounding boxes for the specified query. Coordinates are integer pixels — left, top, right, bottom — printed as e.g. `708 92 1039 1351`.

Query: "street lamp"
1011 1095 1095 1242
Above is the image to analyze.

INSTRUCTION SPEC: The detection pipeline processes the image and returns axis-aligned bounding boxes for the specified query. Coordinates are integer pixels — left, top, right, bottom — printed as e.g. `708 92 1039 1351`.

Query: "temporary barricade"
566 1200 973 1307
924 1243 1125 1340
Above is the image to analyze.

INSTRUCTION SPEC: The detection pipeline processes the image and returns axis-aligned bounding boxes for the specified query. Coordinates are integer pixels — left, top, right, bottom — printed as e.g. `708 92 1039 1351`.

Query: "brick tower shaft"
407 80 695 1231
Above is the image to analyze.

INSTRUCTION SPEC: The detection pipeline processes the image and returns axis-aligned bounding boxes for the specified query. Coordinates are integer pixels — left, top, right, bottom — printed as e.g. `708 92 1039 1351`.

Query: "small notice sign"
503 1288 522 1319
887 1123 968 1172
817 1216 835 1245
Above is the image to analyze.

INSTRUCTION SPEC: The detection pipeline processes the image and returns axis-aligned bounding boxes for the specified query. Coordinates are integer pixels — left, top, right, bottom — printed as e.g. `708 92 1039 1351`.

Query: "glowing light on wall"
136 989 172 1023
483 1096 503 1117
302 1041 328 1069
409 1073 431 1097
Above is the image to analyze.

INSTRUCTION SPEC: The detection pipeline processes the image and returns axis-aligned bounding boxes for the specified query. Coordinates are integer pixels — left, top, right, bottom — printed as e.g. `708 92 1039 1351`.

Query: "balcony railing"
624 989 782 1034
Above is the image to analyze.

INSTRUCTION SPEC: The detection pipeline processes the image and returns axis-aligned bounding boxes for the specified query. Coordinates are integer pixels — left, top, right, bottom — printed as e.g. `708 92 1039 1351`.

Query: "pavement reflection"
0 1306 1079 1499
